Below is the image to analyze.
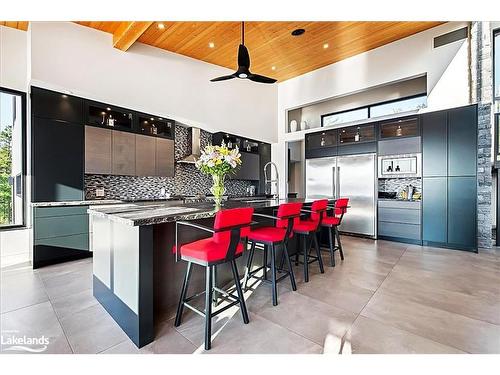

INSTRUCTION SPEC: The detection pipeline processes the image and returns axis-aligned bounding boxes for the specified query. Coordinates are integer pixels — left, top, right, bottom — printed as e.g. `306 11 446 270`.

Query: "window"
322 107 368 127
321 94 427 127
0 88 26 227
495 30 500 101
370 95 427 118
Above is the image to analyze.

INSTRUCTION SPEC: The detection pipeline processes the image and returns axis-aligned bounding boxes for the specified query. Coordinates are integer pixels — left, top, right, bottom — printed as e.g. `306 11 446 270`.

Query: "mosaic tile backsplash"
84 125 255 200
378 177 422 196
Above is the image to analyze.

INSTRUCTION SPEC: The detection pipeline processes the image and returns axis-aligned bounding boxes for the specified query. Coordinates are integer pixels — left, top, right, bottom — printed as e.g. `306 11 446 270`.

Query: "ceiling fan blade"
248 73 277 84
210 74 236 82
238 44 250 69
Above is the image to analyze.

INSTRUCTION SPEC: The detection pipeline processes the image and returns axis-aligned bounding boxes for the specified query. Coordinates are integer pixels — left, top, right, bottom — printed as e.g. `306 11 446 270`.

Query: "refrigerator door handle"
332 167 336 198
337 166 340 198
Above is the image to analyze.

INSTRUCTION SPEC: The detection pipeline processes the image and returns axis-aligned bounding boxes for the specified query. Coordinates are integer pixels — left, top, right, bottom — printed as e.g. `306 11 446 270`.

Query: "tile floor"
1 236 500 354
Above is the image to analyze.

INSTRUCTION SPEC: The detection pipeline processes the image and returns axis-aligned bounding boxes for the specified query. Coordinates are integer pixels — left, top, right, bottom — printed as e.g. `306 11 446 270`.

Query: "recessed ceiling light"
106 107 111 111
157 23 165 30
208 42 215 48
291 28 305 36
323 43 329 49
271 66 276 71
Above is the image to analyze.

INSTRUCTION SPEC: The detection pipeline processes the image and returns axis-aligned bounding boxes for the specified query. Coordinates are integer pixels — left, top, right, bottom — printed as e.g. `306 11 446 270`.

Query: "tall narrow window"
495 30 500 102
0 88 25 227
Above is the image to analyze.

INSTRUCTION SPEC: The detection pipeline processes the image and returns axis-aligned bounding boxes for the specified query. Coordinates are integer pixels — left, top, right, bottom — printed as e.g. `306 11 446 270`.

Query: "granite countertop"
87 198 313 227
31 199 124 207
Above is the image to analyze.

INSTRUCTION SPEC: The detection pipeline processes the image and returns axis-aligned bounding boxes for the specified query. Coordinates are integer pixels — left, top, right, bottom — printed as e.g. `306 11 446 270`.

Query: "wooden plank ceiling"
0 21 29 31
2 21 444 82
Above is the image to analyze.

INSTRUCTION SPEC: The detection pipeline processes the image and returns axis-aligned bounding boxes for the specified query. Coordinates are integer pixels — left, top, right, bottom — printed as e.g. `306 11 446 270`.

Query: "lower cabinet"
33 206 91 268
377 200 422 243
447 176 477 249
422 176 477 251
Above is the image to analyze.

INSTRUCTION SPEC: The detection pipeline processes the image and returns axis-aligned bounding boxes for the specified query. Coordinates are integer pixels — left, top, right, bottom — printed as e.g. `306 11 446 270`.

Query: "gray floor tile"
342 316 465 354
1 267 48 314
0 301 72 354
203 312 323 354
361 290 500 354
140 318 197 354
59 303 128 354
50 288 98 320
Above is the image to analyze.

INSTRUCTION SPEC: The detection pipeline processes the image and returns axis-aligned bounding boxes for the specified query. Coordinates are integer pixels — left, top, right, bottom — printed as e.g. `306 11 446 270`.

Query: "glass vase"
210 174 226 207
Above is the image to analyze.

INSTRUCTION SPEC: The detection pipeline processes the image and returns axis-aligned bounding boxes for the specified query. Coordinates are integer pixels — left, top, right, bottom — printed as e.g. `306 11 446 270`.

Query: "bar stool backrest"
213 207 255 244
335 198 349 216
276 202 303 229
310 199 329 224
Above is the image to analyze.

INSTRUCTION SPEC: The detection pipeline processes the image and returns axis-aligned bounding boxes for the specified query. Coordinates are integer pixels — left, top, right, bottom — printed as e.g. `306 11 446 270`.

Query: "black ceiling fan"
210 22 277 84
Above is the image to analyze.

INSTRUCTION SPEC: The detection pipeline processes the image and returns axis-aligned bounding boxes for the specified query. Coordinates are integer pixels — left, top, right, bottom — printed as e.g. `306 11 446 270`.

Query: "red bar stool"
321 198 349 266
293 199 328 282
242 202 303 306
173 207 254 350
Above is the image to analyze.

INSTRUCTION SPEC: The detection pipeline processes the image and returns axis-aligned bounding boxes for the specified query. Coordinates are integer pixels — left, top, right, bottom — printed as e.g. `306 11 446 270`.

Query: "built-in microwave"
378 153 421 178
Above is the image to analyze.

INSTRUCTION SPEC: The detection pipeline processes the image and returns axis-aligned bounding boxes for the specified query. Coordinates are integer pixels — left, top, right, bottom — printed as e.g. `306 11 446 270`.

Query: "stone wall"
471 22 494 248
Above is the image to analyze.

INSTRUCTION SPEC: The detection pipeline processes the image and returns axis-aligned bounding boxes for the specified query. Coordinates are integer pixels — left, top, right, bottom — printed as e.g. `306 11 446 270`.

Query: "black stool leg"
231 260 250 324
328 227 335 267
303 235 309 282
212 265 218 306
270 244 278 306
263 245 268 280
283 243 297 291
335 227 344 260
243 241 256 291
204 265 213 350
295 236 299 266
174 261 192 327
313 232 325 273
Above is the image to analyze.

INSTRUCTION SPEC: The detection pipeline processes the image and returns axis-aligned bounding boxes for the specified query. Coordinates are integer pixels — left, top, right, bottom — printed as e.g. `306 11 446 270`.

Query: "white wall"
0 25 28 91
275 22 471 197
29 22 278 143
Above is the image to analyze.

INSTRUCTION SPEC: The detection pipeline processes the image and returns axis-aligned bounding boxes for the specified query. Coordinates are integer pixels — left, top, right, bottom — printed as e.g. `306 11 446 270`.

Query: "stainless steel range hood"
178 127 201 164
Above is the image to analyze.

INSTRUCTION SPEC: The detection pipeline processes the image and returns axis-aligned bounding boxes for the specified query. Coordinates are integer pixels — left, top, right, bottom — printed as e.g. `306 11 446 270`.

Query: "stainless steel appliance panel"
305 157 336 199
336 154 376 237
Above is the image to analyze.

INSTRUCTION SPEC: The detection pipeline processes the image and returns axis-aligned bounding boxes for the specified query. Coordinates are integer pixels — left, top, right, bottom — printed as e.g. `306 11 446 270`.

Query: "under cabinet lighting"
61 94 68 98
106 107 111 111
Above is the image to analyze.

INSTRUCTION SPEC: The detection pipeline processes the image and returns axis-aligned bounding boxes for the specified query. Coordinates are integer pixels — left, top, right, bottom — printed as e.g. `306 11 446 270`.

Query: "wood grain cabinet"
85 126 112 174
136 134 156 176
112 131 136 176
155 138 174 177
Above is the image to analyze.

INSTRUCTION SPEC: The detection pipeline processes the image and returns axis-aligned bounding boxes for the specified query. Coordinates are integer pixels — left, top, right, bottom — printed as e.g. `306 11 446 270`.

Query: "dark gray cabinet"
233 152 260 180
422 110 447 177
32 87 83 123
259 143 271 194
448 176 477 249
155 138 175 177
33 205 91 268
448 106 477 177
32 118 84 202
422 177 447 243
85 126 112 174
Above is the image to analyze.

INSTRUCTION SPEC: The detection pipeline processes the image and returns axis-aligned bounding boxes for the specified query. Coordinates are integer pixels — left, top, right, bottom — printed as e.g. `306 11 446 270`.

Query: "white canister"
290 120 298 132
300 120 307 130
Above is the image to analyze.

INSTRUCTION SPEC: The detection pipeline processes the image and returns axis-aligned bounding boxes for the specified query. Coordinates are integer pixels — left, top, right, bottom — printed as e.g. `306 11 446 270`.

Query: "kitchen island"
87 198 313 348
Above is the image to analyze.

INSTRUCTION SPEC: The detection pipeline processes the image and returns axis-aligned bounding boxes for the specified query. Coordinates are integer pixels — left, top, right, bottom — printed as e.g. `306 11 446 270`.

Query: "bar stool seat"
247 227 287 243
179 238 245 264
293 219 319 233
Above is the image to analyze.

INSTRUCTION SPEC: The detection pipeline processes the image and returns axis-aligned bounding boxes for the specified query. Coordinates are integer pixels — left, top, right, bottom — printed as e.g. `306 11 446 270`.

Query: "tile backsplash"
84 125 254 200
378 177 421 196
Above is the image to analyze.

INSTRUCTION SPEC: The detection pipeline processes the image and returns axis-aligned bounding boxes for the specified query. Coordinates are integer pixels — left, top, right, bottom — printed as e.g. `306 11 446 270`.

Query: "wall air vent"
433 27 468 48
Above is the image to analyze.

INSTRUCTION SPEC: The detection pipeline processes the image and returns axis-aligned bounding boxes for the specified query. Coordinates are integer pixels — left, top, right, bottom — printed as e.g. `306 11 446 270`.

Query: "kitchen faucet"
264 161 279 199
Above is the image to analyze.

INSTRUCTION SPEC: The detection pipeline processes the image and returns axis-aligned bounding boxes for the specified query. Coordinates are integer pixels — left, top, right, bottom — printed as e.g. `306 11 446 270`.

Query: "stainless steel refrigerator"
306 153 376 238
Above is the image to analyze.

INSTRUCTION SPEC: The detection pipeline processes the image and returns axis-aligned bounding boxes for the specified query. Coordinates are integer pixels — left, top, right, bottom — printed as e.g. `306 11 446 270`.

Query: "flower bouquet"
195 142 242 206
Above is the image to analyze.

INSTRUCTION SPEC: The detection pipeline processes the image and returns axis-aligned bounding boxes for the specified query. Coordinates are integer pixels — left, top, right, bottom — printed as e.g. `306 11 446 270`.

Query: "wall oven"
378 153 421 178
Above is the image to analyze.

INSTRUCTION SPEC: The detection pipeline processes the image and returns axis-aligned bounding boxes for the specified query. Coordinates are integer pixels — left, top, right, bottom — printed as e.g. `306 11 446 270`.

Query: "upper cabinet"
338 123 376 144
379 116 419 139
135 135 157 177
85 127 112 175
32 87 83 124
305 129 337 158
112 131 136 176
155 138 175 177
85 100 134 131
448 106 477 177
422 110 448 177
137 113 174 139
